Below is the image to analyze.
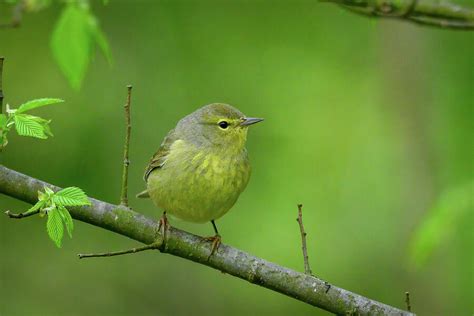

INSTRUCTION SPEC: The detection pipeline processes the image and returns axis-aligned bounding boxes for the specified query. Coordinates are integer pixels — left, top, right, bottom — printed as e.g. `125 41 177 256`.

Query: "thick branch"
322 0 474 30
0 165 414 316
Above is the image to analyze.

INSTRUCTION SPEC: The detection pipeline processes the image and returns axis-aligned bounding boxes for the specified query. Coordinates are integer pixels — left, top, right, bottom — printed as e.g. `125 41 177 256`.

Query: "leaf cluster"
0 98 63 150
26 186 91 247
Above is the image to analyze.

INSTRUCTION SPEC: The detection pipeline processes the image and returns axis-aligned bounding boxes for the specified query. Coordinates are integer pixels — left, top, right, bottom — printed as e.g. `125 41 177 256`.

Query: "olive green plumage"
140 103 262 223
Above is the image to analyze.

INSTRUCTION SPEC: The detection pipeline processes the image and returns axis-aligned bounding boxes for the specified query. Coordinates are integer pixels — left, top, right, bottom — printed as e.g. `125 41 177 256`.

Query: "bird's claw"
204 234 221 259
157 212 169 241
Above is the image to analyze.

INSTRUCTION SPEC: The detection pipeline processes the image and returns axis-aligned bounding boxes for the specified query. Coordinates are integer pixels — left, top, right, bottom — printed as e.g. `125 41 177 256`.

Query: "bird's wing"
143 128 178 182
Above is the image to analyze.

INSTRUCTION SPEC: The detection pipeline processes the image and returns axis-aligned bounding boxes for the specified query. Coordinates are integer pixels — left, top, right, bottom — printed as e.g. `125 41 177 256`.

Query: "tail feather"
136 190 150 198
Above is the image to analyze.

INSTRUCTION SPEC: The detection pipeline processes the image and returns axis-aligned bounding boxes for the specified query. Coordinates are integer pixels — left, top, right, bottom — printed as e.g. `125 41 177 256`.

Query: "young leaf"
46 208 64 248
58 205 74 238
53 187 91 206
51 4 92 90
88 15 113 65
28 199 47 213
14 114 47 139
16 98 64 114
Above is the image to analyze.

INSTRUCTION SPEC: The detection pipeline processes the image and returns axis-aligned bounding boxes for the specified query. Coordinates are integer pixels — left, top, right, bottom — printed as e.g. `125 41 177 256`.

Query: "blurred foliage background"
0 1 473 315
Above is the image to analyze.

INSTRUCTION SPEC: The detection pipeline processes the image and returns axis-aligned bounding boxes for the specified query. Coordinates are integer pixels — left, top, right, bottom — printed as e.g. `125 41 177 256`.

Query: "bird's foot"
156 212 170 241
204 234 221 259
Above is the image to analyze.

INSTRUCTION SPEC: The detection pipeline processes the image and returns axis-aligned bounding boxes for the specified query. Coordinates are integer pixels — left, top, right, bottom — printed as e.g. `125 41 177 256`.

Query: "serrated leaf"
51 4 92 90
53 187 91 206
47 208 64 248
16 98 64 114
58 205 74 238
14 114 47 139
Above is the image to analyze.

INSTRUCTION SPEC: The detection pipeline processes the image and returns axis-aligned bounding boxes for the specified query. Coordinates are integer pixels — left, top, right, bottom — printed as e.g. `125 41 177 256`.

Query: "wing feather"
143 128 178 182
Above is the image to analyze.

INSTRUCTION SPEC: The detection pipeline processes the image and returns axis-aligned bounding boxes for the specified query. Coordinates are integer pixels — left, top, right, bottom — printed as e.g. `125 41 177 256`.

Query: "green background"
1 1 472 315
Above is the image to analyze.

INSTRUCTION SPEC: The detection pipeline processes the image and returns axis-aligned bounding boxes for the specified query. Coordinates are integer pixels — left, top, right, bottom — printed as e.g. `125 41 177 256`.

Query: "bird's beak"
240 117 264 126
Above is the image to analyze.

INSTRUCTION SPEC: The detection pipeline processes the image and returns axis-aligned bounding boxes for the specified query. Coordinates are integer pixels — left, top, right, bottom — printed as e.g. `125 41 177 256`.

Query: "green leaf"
53 187 91 206
43 186 55 196
58 205 74 238
50 3 112 90
51 4 92 90
13 114 47 139
47 208 64 248
89 16 113 65
409 181 473 267
16 98 64 114
28 199 47 213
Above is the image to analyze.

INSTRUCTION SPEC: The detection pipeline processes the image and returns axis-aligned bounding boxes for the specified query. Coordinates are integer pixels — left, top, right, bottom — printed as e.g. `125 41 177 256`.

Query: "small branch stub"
5 209 39 219
119 85 132 207
296 204 313 276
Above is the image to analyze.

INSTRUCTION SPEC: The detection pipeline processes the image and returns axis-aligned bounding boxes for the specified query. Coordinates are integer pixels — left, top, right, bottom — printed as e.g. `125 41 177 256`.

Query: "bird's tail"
136 190 150 198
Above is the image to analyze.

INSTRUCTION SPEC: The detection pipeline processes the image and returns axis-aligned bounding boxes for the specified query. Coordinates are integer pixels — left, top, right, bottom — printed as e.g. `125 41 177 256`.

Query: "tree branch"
119 85 132 207
0 56 4 113
0 165 414 315
296 204 313 276
322 0 474 30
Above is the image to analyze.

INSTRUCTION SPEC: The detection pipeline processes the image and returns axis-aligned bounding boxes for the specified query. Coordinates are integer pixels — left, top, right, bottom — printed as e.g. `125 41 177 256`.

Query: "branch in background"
405 291 412 312
0 56 4 113
296 204 313 276
0 165 415 316
0 1 24 28
322 0 474 30
120 85 132 207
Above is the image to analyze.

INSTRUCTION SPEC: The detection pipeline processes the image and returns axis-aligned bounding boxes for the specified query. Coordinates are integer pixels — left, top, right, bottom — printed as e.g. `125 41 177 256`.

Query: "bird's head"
179 103 263 152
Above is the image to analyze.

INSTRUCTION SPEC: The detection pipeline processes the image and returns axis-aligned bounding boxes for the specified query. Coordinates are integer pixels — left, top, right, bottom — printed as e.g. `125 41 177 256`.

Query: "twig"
0 56 4 113
405 291 412 312
5 209 39 219
296 204 312 275
78 242 161 259
0 165 415 315
0 1 24 28
322 0 474 30
119 85 132 207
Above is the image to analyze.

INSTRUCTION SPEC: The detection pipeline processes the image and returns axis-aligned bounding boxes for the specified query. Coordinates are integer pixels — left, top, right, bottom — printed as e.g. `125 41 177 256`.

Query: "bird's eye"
218 121 229 129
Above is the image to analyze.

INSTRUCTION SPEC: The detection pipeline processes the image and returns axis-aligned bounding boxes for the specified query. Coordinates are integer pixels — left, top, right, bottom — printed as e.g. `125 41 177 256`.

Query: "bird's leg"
156 211 169 241
204 220 221 258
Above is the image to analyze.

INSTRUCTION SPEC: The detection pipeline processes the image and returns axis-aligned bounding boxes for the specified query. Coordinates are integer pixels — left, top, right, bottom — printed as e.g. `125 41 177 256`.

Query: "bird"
137 103 263 255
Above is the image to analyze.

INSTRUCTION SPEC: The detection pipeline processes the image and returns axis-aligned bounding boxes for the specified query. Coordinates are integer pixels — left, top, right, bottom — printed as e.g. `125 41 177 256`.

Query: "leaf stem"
120 85 132 207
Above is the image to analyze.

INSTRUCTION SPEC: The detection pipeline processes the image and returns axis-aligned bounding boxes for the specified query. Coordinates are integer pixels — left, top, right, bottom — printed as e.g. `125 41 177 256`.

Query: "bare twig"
296 204 313 275
0 165 415 315
0 1 24 28
120 85 132 207
78 242 161 259
322 0 474 30
405 291 412 312
0 56 4 113
5 209 39 219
